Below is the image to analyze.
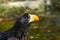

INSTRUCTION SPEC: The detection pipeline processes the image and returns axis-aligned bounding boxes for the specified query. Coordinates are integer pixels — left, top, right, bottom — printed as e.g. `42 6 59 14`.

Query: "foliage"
52 0 60 10
0 6 26 20
0 1 60 40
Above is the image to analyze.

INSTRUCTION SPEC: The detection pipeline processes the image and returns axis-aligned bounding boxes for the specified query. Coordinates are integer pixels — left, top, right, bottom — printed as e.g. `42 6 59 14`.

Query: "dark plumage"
0 13 39 40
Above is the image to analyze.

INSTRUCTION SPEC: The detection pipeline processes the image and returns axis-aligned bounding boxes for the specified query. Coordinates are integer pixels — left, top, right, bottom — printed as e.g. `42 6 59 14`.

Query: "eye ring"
23 13 30 19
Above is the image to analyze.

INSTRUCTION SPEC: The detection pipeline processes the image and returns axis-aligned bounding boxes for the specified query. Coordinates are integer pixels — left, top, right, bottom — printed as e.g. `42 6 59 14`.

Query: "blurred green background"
0 0 60 40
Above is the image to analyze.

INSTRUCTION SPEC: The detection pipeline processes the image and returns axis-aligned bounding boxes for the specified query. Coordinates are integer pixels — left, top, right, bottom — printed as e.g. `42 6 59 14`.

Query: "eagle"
0 13 39 40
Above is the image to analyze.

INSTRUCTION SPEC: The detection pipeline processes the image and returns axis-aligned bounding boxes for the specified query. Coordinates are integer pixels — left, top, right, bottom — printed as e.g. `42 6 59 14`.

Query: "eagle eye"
23 13 30 19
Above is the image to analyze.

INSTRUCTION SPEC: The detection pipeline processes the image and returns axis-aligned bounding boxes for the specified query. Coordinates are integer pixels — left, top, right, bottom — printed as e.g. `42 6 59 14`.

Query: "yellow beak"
29 14 39 22
31 15 39 21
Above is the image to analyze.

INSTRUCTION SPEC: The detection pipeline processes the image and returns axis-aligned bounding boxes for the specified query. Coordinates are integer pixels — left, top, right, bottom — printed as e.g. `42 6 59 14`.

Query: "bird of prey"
0 13 39 40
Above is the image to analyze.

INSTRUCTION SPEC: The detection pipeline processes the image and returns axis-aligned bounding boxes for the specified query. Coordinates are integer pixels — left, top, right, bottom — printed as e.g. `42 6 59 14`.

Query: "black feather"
0 13 31 40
